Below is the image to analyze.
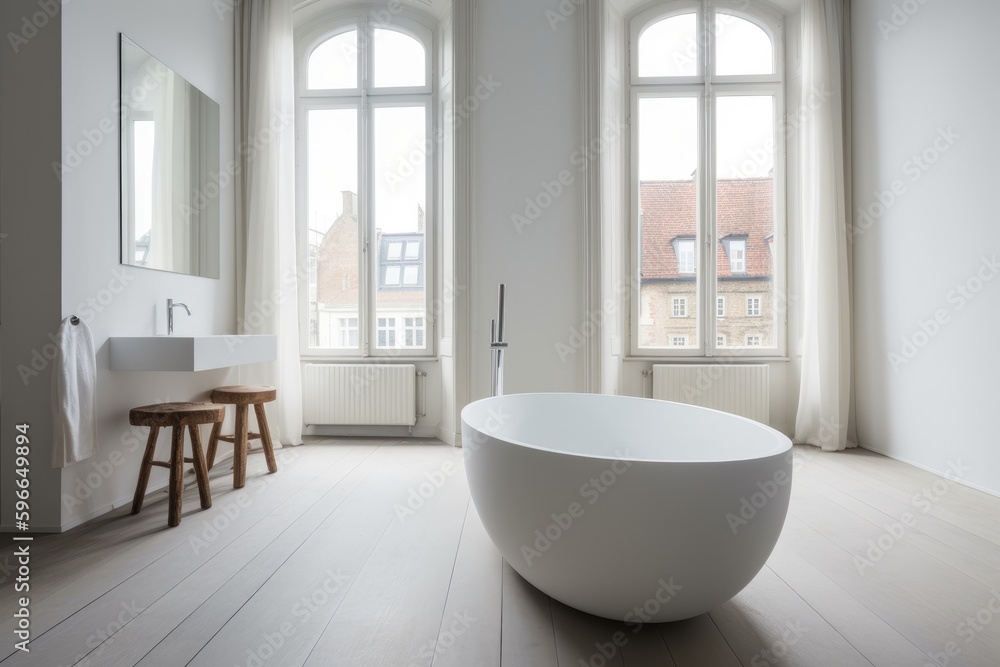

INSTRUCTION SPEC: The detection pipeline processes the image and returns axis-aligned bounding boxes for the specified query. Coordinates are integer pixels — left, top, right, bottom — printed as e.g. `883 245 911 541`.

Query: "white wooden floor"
2 439 1000 666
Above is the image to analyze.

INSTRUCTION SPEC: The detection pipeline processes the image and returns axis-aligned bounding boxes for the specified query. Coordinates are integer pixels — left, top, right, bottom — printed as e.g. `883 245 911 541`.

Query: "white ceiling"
765 0 802 14
612 0 801 17
293 0 451 20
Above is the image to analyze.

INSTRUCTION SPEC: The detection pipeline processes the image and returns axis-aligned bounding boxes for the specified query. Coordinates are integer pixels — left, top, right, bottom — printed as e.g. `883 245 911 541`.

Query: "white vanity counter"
110 335 277 371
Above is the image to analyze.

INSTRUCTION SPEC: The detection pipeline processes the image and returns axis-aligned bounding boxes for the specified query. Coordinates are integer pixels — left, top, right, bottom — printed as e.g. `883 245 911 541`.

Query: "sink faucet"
167 298 191 335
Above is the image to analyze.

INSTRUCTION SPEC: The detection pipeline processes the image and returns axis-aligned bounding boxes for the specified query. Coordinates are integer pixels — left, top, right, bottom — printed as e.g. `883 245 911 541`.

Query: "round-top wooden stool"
206 385 278 489
129 402 223 527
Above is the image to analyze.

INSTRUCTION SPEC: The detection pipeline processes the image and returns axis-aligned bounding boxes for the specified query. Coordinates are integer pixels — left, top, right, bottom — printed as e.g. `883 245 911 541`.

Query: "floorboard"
4 440 1000 667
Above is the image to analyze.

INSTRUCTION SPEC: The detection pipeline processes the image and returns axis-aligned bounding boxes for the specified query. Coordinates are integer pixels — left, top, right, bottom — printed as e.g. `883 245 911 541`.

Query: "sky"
308 28 427 236
304 13 777 236
638 12 777 181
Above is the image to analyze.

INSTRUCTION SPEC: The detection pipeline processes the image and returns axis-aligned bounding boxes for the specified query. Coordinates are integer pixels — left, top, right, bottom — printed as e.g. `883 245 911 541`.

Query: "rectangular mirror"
120 35 220 278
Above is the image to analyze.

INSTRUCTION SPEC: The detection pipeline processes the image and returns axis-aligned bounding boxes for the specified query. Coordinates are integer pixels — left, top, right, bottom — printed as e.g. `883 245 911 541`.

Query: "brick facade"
310 191 426 349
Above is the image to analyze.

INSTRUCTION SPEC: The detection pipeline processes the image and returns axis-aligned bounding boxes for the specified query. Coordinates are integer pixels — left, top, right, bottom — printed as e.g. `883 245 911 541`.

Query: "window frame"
628 0 786 359
295 12 436 358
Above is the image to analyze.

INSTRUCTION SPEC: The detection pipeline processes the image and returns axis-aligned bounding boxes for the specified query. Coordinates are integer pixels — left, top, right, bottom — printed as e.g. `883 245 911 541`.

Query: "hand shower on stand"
490 284 507 397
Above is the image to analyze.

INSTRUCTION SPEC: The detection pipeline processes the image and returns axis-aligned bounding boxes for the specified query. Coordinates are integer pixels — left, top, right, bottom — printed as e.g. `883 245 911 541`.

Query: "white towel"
51 317 99 468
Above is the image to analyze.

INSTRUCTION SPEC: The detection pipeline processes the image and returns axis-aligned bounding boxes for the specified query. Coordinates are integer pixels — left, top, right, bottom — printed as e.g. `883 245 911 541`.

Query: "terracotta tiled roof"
640 178 774 280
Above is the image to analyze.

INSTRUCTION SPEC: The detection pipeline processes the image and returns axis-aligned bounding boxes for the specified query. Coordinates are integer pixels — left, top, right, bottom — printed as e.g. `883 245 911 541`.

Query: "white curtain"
794 0 854 451
235 0 303 445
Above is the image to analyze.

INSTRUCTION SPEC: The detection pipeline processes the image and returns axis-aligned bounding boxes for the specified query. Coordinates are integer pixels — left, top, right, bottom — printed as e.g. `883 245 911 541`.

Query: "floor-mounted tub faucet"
167 298 191 335
491 284 507 397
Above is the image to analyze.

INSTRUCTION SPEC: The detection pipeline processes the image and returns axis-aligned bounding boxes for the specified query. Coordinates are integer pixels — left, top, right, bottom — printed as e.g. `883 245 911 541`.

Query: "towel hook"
70 316 80 325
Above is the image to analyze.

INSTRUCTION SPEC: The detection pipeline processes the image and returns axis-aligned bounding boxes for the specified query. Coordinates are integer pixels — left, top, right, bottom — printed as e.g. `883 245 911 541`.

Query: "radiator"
303 364 416 426
652 364 769 424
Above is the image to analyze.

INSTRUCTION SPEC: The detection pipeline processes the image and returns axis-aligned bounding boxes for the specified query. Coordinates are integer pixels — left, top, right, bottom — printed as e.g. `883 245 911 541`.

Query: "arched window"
296 15 434 355
630 0 784 356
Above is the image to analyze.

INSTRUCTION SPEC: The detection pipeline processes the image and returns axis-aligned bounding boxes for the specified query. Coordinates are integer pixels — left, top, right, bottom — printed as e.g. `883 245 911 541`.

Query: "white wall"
58 0 237 529
472 0 584 397
853 0 1000 495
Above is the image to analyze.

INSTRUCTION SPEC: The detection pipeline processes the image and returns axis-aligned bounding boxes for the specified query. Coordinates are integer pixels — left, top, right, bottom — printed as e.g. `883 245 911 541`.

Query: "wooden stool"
129 402 223 527
206 385 278 489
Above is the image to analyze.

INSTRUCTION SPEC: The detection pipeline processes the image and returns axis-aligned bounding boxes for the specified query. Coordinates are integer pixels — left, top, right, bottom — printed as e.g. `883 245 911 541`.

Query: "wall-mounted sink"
110 335 277 372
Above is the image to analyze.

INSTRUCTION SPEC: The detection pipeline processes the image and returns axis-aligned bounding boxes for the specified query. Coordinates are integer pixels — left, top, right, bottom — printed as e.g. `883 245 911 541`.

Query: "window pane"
308 108 359 349
638 13 698 78
374 105 427 349
309 31 358 89
715 96 775 350
715 14 773 76
373 29 426 88
638 97 699 349
402 265 419 285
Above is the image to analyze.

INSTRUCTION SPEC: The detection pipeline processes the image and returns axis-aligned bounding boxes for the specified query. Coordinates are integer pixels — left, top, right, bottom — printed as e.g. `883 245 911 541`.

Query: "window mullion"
702 0 717 356
360 15 372 357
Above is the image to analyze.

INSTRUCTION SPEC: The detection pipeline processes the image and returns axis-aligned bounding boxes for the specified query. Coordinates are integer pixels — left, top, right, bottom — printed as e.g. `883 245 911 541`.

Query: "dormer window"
379 235 424 289
722 237 747 275
673 237 696 274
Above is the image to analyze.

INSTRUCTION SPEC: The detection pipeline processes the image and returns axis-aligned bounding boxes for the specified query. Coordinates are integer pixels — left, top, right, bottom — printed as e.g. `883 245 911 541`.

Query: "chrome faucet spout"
167 298 191 335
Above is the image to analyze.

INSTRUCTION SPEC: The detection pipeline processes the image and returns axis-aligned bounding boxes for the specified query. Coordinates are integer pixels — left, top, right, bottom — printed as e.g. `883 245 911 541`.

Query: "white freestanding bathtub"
461 393 792 623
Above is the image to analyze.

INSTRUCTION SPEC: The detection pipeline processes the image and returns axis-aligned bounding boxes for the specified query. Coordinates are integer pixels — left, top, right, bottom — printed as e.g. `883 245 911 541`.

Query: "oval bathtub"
461 393 792 623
